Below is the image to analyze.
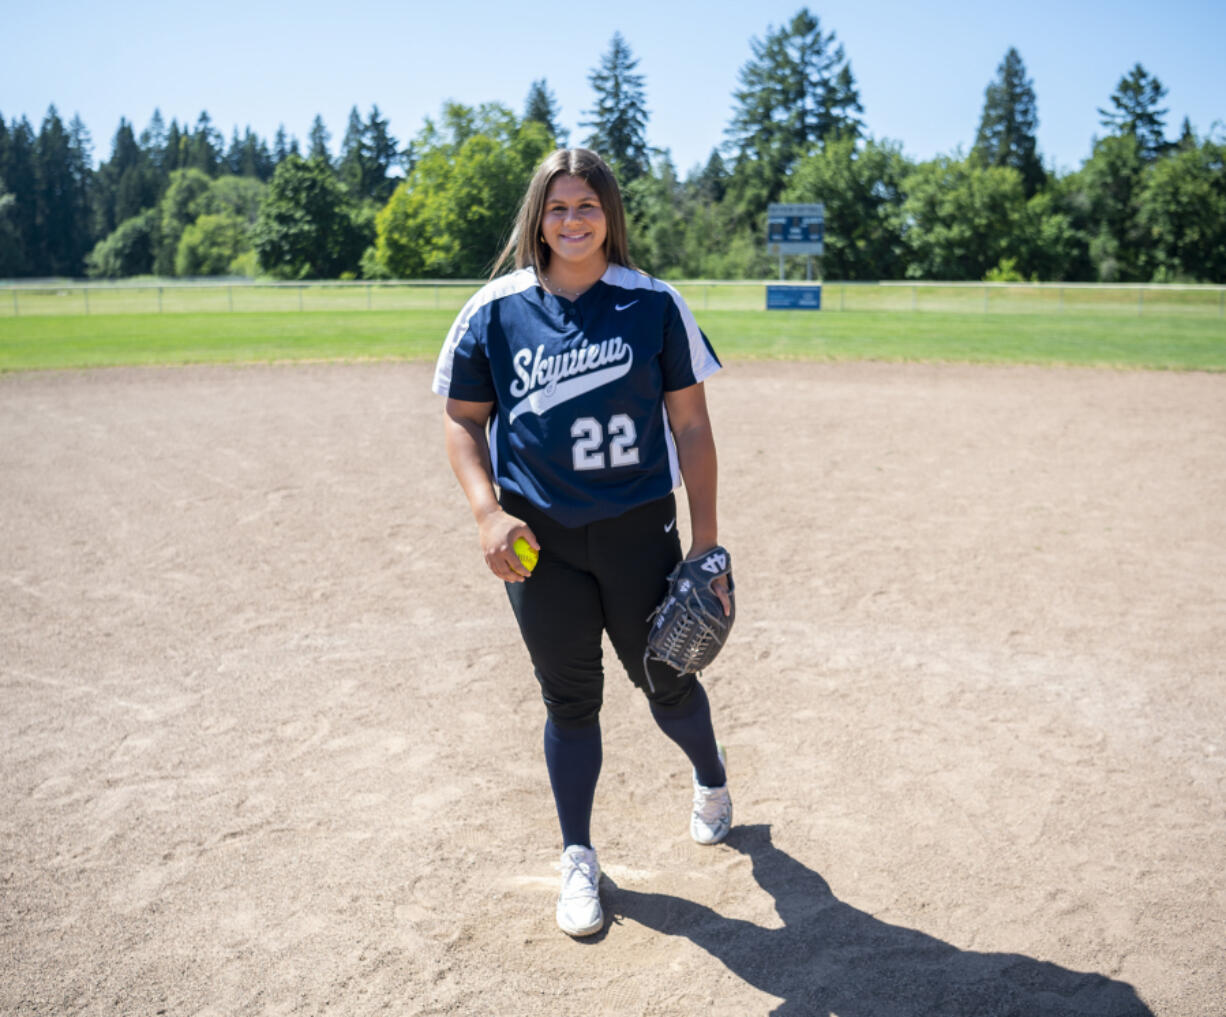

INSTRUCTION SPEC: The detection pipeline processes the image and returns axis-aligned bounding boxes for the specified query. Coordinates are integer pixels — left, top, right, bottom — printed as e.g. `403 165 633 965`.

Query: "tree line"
2 8 1223 284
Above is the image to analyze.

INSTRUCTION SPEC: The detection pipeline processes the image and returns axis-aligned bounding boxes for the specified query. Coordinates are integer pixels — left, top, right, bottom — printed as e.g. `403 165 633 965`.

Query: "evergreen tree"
68 115 93 175
274 125 290 164
339 105 399 202
225 127 243 174
94 118 158 236
724 8 862 217
0 182 21 277
0 115 28 276
186 111 223 175
1176 116 1197 152
583 33 651 182
34 106 93 276
308 114 331 165
524 78 568 145
164 119 186 173
972 47 1045 197
231 127 273 180
140 109 168 170
338 106 365 190
363 105 399 202
818 64 865 141
1 116 38 275
1098 63 1170 161
690 149 729 204
67 113 96 252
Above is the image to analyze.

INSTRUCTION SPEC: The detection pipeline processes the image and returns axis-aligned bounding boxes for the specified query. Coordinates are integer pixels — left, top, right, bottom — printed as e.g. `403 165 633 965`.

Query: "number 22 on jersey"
571 414 641 471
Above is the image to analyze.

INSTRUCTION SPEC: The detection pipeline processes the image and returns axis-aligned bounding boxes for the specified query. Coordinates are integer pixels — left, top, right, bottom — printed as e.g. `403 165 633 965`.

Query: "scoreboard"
766 203 825 255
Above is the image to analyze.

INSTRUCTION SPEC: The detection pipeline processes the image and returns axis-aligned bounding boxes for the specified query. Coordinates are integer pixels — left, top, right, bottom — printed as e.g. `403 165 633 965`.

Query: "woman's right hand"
478 509 539 583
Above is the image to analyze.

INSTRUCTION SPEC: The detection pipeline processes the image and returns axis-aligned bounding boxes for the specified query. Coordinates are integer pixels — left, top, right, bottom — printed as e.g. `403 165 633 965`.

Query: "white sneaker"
691 747 732 845
556 845 603 937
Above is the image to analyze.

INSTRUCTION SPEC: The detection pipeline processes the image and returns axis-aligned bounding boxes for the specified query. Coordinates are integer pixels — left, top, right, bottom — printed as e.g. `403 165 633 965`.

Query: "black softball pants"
501 489 698 729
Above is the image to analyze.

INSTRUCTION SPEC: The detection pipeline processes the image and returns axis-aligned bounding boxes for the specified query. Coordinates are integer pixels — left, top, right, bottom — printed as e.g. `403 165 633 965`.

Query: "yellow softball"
513 537 539 572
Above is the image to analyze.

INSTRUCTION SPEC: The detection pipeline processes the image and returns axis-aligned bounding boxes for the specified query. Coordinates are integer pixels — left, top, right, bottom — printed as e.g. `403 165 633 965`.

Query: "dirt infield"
2 360 1223 1016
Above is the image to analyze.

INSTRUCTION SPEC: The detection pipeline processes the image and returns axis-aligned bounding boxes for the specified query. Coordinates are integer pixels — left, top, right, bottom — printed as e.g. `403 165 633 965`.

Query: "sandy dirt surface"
2 360 1224 1017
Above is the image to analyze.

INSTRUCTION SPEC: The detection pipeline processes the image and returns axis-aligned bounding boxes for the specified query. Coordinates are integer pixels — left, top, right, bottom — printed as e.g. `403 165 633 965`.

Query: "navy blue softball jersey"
432 264 722 528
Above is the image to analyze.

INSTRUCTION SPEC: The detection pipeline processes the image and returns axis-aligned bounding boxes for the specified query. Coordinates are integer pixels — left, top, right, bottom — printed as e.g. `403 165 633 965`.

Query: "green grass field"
2 307 1222 373
4 279 1226 319
3 278 1223 372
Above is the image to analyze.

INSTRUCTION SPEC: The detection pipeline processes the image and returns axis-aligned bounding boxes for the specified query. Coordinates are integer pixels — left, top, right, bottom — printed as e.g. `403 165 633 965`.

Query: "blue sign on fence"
766 285 822 310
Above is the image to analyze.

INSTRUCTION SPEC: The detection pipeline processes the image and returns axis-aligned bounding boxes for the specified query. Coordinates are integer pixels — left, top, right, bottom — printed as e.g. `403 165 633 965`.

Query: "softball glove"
645 546 735 676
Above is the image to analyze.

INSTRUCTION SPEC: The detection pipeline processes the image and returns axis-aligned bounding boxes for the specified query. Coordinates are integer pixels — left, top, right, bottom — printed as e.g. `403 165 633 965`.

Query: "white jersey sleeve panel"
603 265 720 385
432 269 536 397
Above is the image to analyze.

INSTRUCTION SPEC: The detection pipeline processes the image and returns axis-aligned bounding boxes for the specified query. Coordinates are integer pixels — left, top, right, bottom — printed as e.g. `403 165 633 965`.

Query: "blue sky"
3 0 1222 177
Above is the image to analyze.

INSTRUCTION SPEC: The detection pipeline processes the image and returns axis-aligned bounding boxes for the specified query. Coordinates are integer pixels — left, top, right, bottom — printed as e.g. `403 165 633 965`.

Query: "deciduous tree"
1069 133 1146 280
252 154 365 278
199 175 266 224
623 153 685 276
154 168 213 275
85 208 159 278
375 105 552 278
175 211 250 276
900 156 1027 280
1138 140 1226 281
784 135 909 279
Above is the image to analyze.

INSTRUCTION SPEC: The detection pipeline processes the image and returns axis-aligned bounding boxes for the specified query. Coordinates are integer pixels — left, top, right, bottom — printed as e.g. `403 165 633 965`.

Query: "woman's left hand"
686 542 733 617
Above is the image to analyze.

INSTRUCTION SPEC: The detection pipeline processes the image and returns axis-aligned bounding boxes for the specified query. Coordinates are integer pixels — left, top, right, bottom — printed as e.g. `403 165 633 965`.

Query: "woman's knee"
639 666 698 711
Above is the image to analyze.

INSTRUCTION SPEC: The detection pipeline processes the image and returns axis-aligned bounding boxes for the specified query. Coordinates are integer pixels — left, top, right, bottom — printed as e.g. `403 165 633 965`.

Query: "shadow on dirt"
607 824 1151 1017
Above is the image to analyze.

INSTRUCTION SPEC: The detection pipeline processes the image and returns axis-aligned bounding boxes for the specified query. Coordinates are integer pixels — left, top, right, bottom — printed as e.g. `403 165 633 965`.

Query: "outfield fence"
1 278 1224 319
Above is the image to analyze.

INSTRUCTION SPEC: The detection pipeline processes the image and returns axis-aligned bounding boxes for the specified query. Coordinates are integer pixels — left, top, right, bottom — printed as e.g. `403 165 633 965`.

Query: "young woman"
432 148 732 938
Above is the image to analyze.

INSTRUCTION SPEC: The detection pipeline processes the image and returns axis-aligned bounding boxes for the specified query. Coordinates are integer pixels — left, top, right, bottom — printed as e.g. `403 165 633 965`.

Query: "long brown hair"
491 148 633 278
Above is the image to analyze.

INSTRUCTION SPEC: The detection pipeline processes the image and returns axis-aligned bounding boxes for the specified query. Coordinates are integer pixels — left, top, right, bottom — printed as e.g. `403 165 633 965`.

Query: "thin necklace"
539 270 584 300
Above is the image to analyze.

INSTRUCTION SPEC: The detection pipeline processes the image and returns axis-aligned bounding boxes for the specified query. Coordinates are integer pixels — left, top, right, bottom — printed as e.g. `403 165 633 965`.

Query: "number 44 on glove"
645 546 735 677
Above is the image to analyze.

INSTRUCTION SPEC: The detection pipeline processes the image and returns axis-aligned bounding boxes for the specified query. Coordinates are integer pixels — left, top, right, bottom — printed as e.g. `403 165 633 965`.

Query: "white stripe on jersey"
431 268 537 397
661 402 681 489
602 264 721 385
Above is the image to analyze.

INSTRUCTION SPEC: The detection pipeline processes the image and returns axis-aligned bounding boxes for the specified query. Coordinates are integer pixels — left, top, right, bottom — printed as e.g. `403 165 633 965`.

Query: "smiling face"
539 174 609 276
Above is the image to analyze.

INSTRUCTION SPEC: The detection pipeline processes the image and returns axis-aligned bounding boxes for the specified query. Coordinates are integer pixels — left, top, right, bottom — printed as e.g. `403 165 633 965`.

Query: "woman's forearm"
443 413 501 524
673 418 719 552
